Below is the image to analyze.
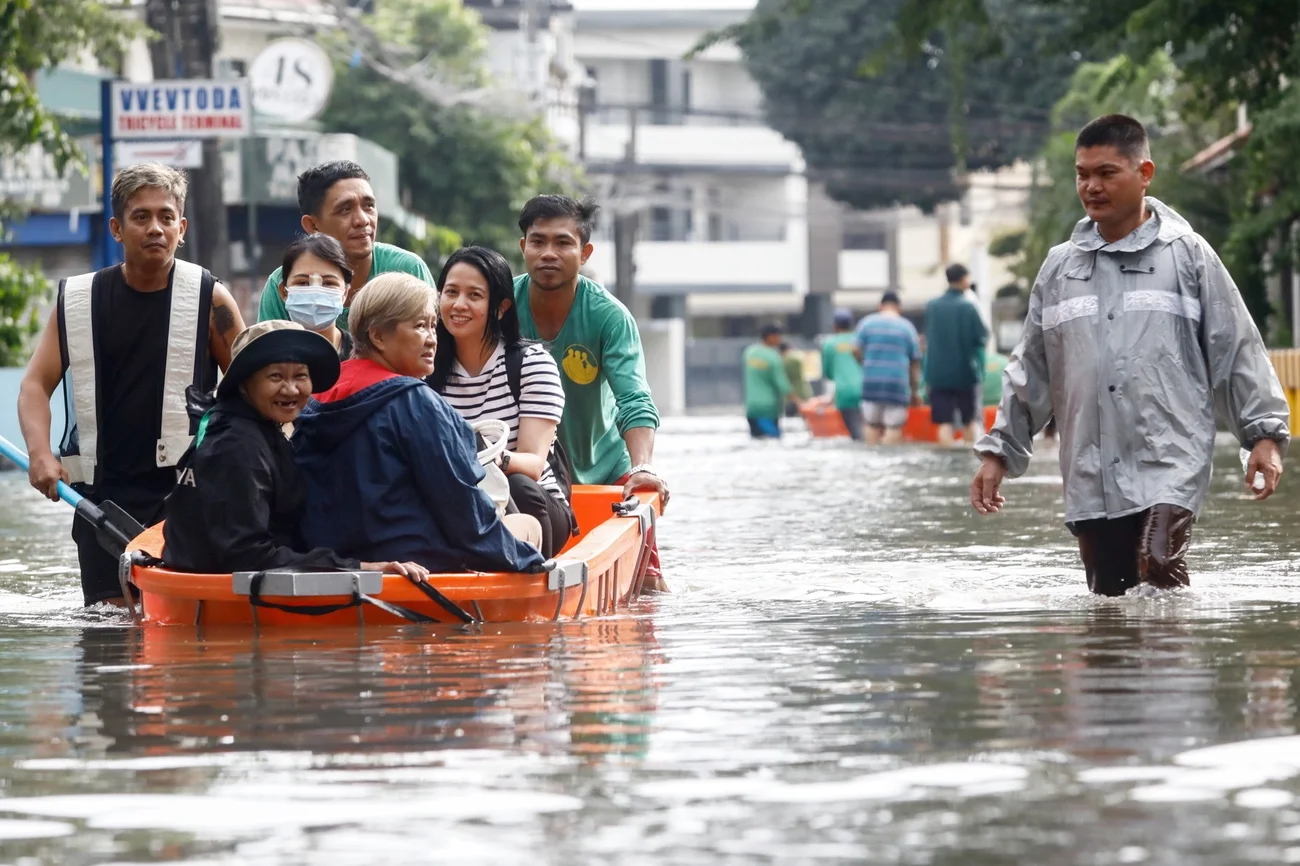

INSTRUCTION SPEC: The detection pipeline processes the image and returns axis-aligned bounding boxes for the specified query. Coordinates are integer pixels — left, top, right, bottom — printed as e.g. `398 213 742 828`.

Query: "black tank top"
81 265 215 502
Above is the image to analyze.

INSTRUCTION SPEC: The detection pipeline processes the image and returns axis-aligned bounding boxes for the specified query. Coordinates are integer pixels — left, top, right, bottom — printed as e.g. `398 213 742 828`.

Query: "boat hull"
128 486 659 627
800 403 998 442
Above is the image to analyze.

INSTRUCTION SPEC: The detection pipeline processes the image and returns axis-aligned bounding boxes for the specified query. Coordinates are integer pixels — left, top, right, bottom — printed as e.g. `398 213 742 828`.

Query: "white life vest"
60 260 208 486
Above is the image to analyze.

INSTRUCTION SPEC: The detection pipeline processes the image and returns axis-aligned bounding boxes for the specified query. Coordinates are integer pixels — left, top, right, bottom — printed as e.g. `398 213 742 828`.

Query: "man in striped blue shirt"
854 291 922 445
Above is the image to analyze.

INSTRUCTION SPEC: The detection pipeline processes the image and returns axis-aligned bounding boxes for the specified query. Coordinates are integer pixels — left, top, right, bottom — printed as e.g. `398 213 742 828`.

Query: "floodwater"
0 417 1299 864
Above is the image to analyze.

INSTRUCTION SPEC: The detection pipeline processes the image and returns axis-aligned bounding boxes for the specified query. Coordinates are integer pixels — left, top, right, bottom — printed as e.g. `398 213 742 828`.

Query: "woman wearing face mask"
276 233 353 359
162 320 429 580
427 247 576 559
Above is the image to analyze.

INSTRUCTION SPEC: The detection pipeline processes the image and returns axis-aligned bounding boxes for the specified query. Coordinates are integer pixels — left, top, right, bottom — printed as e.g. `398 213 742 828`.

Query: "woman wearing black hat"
162 320 429 579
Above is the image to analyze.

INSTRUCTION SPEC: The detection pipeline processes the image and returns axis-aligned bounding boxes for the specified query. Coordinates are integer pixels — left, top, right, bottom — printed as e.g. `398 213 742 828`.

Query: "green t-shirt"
257 242 433 329
513 274 660 486
820 332 864 410
783 354 812 401
983 351 1009 406
743 343 791 419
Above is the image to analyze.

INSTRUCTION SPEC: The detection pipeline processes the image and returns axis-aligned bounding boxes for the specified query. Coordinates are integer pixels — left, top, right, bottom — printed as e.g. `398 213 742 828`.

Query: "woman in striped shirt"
428 246 575 558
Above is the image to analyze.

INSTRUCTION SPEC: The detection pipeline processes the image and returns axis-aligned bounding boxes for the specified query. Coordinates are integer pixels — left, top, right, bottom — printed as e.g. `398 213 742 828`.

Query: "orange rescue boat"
125 486 659 627
800 402 998 442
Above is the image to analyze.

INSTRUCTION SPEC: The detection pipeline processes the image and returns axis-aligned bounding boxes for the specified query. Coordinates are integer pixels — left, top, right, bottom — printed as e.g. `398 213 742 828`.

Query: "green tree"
320 0 580 264
701 0 1082 212
1034 0 1300 334
1014 53 1231 291
1 0 144 363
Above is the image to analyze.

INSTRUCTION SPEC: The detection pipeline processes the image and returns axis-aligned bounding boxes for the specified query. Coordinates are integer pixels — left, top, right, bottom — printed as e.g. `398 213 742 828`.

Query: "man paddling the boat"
512 195 670 591
258 161 433 327
17 163 246 606
970 114 1290 595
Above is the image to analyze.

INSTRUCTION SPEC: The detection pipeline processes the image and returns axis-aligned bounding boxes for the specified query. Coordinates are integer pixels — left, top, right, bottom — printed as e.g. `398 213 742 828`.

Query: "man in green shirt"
924 263 989 447
512 195 669 590
780 343 813 417
818 308 866 440
744 323 792 439
257 161 432 327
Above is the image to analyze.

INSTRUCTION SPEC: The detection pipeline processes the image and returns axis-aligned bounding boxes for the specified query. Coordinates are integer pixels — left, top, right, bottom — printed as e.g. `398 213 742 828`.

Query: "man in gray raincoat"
970 114 1289 596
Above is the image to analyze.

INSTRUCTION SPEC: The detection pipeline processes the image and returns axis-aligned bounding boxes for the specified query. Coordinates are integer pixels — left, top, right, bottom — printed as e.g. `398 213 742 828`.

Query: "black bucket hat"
217 320 341 399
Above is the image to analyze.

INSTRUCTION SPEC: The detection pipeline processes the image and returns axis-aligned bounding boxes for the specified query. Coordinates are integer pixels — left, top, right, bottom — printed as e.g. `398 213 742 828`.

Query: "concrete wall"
639 319 686 417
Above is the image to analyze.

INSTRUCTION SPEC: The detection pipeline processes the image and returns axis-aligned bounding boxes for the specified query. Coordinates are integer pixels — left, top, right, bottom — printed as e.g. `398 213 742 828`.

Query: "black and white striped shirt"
441 342 567 499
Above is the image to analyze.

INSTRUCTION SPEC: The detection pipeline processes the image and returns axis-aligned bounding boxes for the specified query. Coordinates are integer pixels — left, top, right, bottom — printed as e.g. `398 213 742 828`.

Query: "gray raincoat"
975 197 1290 523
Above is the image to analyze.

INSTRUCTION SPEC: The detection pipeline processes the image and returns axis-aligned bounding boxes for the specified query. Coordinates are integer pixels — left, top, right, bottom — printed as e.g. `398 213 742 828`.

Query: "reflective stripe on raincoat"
975 197 1290 523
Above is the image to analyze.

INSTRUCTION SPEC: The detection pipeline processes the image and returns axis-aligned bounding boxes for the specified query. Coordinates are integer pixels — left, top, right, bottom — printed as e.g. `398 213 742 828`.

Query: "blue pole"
99 78 118 269
0 434 83 508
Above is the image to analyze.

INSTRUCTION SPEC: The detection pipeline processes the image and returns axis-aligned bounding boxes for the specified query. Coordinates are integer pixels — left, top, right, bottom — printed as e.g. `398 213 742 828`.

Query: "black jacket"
162 394 360 574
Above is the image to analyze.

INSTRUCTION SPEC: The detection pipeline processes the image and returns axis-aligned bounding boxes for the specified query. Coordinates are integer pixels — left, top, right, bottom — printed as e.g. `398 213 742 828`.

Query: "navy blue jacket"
292 372 545 574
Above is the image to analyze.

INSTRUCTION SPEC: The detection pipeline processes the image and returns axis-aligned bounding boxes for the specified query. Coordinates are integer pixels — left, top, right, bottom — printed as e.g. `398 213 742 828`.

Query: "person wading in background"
854 291 922 445
743 323 793 440
818 309 867 441
924 263 989 447
970 113 1289 596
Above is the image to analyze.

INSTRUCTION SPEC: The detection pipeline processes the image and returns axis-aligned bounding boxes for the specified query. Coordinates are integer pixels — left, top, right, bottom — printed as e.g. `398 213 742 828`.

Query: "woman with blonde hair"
292 273 545 575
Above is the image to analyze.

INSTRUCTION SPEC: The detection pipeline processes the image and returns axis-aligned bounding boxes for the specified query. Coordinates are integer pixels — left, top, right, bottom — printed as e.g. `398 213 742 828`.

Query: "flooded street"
1 418 1300 864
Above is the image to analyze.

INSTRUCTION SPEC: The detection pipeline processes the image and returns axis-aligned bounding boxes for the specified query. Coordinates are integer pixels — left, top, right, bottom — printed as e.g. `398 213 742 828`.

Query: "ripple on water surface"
0 421 1298 863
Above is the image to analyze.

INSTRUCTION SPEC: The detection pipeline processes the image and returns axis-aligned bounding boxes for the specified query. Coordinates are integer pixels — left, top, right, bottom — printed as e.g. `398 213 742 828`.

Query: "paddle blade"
74 499 146 559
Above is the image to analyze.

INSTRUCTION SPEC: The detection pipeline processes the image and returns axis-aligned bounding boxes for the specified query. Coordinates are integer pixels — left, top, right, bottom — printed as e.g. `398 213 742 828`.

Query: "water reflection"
1 422 1300 863
68 617 661 762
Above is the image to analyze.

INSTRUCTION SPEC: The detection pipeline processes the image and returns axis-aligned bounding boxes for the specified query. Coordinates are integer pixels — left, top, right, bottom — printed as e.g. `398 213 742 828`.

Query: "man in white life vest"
17 162 245 606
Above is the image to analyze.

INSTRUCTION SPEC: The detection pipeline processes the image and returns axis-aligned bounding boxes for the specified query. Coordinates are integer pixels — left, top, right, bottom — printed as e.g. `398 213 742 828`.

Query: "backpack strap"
505 342 524 405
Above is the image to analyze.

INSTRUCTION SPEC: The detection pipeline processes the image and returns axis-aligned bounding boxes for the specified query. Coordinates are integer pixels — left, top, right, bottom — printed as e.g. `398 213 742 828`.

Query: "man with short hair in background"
924 263 989 447
743 323 792 439
259 160 432 326
819 308 866 441
854 291 921 445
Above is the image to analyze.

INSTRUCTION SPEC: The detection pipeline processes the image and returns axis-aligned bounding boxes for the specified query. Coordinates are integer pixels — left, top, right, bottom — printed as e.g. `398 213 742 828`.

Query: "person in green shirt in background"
982 350 1009 407
257 161 432 328
743 323 792 439
779 342 813 417
512 194 670 592
817 308 866 440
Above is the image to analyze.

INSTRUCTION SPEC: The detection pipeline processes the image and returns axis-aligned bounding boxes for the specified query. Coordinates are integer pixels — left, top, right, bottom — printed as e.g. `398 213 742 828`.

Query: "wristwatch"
500 451 512 472
628 463 659 478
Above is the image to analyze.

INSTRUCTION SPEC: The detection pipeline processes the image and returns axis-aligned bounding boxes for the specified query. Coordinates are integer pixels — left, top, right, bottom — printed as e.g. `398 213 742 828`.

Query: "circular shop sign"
249 38 334 123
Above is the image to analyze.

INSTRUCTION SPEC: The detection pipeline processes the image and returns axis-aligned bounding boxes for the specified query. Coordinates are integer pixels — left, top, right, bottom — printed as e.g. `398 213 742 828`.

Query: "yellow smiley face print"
562 344 600 385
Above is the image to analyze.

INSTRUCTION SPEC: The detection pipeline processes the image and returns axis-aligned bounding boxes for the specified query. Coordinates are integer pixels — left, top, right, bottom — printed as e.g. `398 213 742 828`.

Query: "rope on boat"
245 571 438 624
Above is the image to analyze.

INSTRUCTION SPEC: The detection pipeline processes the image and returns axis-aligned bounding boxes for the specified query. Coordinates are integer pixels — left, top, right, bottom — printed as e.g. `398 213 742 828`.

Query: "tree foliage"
1040 0 1300 337
319 0 580 263
1 0 141 167
1013 53 1230 287
1040 0 1300 112
0 0 144 364
715 0 1082 212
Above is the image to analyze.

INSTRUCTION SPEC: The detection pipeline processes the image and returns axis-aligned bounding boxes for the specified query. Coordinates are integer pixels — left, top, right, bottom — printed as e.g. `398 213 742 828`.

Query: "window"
842 228 887 250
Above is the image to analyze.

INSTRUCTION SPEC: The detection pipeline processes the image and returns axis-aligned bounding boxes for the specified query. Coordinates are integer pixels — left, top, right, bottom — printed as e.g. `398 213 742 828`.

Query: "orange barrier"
129 486 659 627
800 403 998 442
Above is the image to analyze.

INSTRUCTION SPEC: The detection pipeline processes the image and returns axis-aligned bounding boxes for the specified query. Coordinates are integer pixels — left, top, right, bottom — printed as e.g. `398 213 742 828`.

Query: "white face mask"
284 274 344 331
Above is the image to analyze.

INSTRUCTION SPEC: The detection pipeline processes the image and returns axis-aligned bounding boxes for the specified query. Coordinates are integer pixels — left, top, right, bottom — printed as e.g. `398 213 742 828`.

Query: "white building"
570 0 810 332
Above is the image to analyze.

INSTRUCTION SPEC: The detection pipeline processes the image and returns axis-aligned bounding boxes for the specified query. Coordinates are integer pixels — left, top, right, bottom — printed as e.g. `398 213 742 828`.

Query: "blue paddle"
0 433 146 558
